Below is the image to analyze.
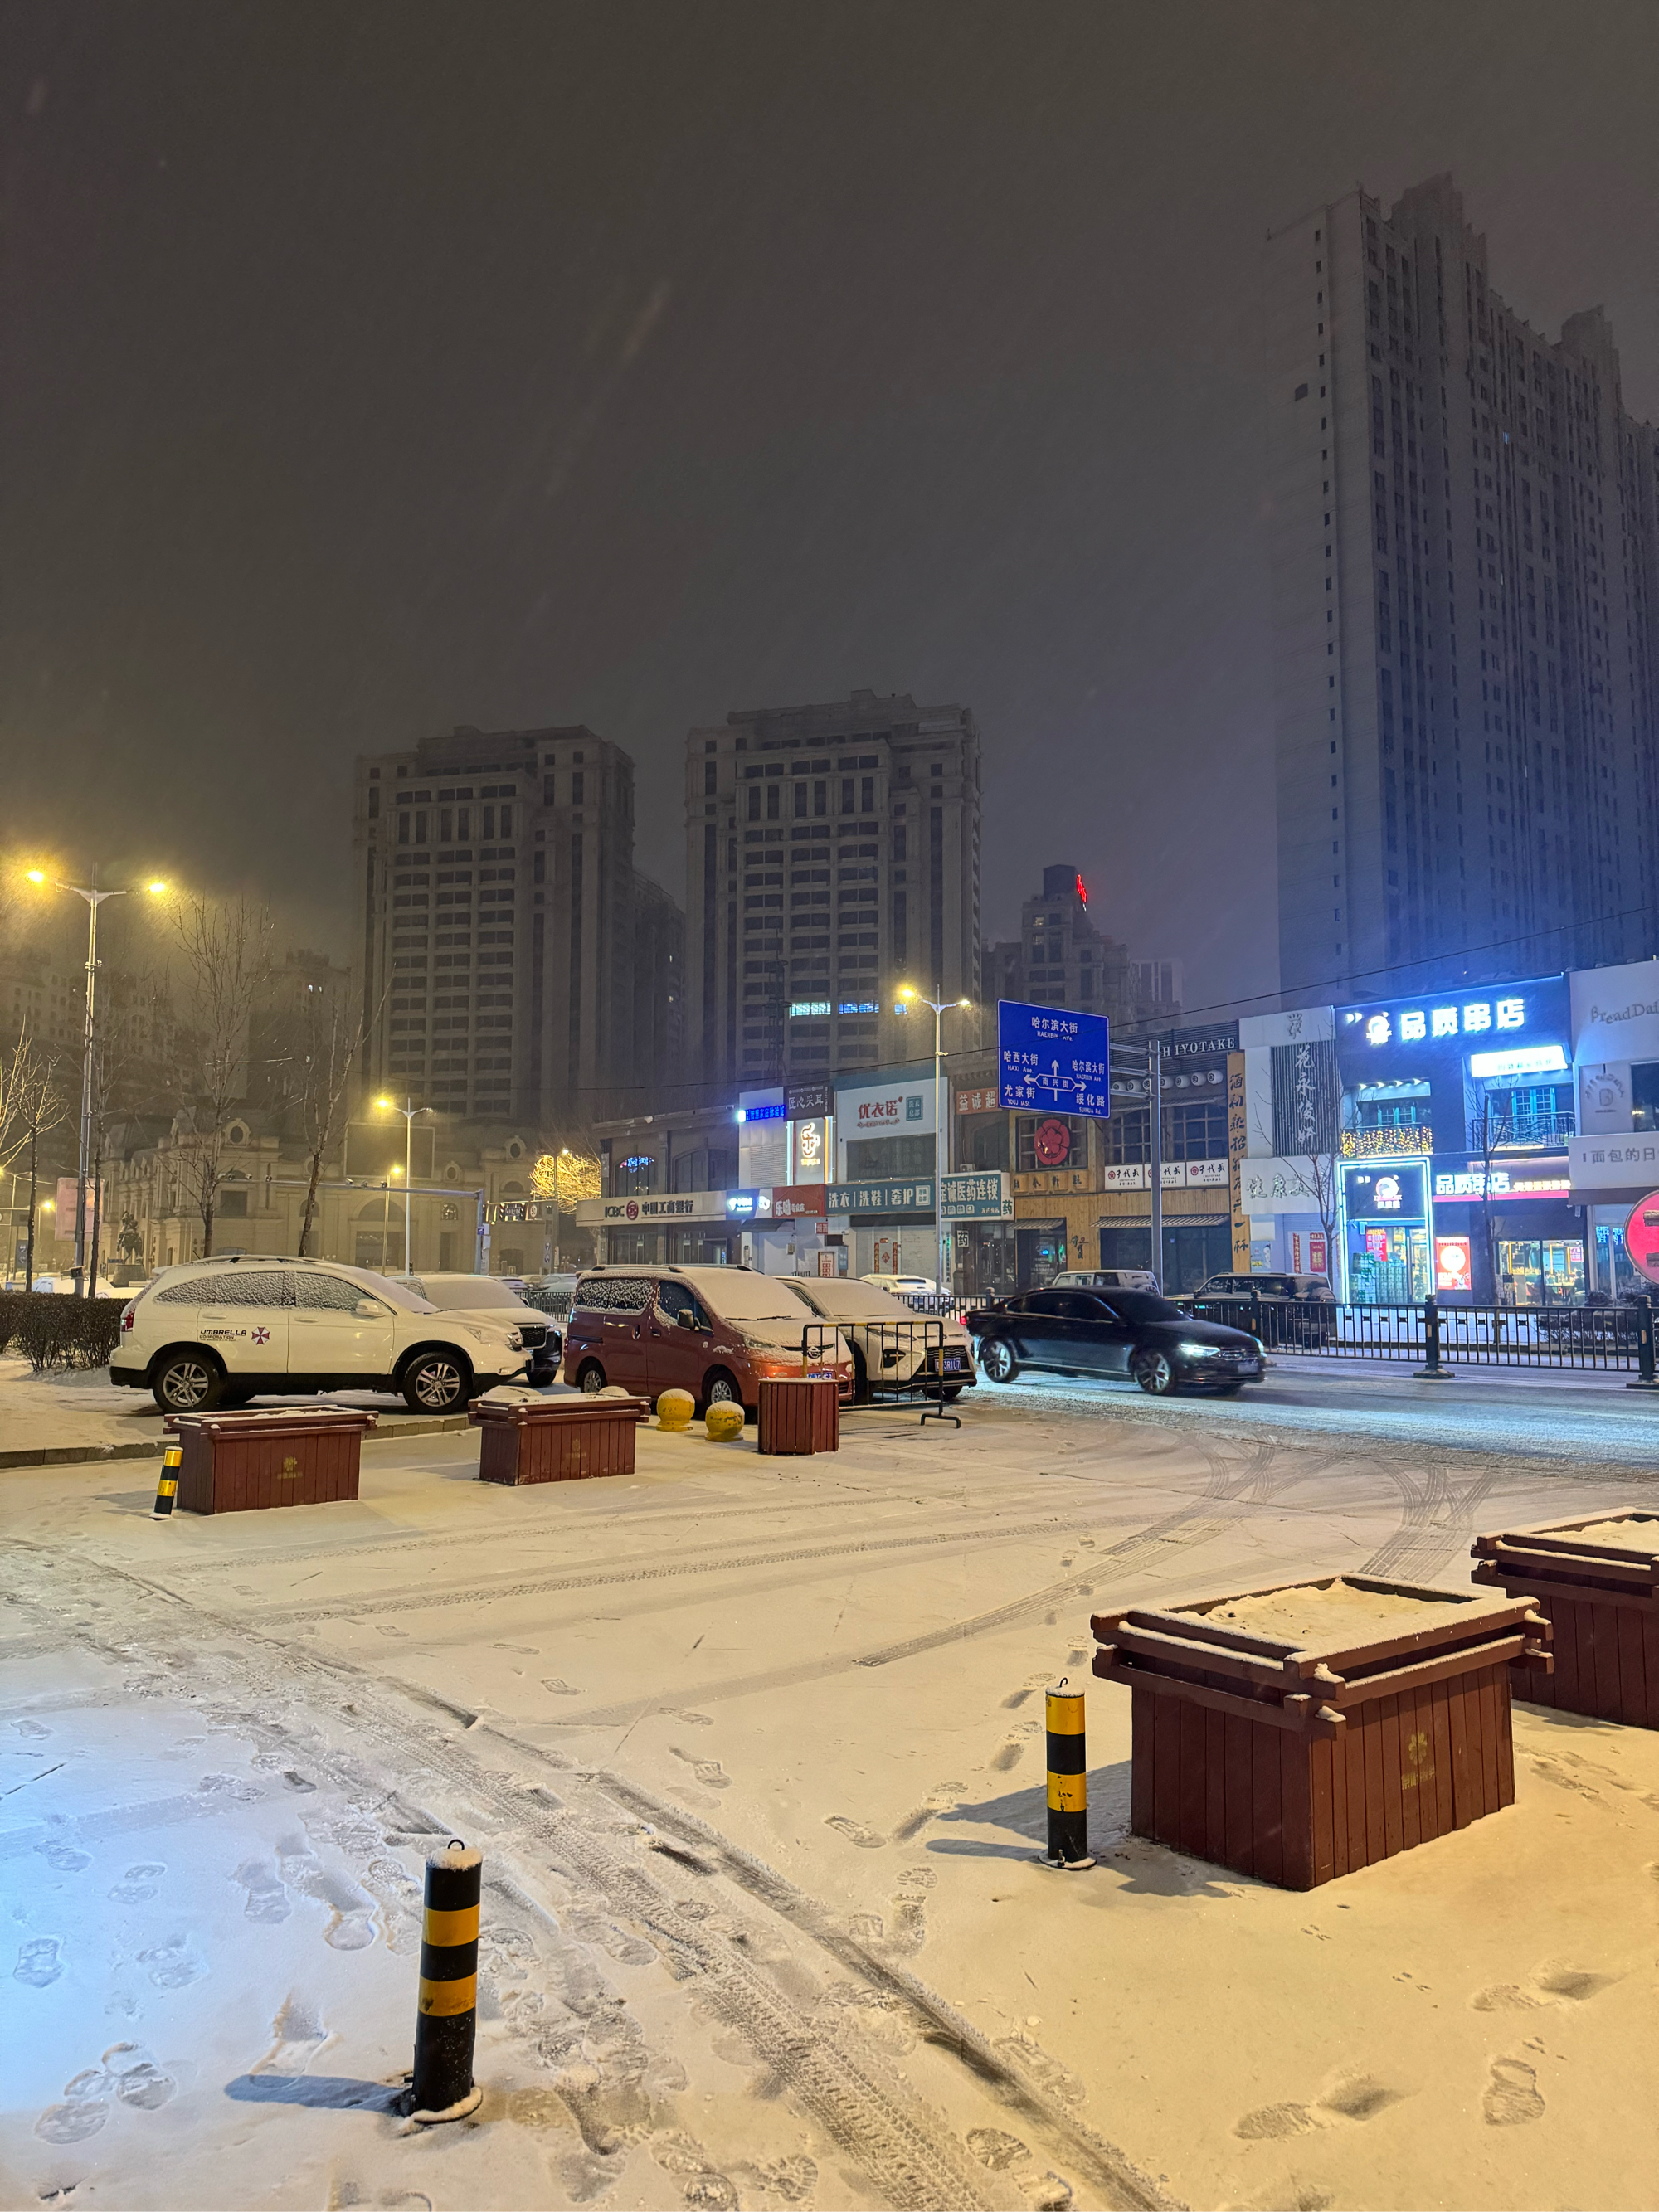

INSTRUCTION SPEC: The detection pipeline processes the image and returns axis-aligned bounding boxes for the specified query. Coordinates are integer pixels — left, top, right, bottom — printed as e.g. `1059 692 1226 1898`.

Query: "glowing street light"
377 1096 433 1273
894 986 974 1298
23 864 173 1296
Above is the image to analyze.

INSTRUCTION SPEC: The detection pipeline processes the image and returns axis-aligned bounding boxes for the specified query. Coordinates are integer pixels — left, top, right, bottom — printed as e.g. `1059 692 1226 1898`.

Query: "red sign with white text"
1623 1190 1659 1285
771 1185 827 1222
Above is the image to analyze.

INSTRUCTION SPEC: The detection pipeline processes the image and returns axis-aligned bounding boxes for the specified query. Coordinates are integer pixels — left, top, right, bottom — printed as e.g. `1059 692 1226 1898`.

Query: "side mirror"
354 1299 384 1320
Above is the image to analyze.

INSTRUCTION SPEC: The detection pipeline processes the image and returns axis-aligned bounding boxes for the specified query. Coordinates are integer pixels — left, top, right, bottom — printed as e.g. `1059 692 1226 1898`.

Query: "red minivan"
562 1266 853 1417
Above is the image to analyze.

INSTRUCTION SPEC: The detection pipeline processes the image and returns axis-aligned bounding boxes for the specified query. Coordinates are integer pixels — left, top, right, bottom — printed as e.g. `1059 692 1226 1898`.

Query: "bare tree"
1250 1105 1340 1280
1475 1094 1511 1305
0 1032 66 1289
169 895 274 1257
290 988 377 1257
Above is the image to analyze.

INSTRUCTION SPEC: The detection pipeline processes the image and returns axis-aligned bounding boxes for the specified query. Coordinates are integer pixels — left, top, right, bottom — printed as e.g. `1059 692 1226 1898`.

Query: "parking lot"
2 1378 1657 2210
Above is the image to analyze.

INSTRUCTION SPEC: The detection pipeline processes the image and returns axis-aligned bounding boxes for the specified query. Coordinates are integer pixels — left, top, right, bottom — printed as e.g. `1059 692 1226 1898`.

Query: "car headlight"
1177 1341 1221 1358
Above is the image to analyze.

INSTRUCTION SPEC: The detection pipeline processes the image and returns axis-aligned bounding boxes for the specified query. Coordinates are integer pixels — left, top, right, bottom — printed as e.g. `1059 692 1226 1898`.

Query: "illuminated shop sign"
735 1102 786 1124
1338 976 1568 1060
1467 1044 1569 1078
1343 1162 1427 1223
1433 1164 1572 1198
1352 999 1525 1046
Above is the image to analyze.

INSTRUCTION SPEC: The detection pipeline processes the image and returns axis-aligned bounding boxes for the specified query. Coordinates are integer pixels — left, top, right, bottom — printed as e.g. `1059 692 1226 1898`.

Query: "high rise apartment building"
983 865 1155 1029
353 723 682 1127
1267 173 1659 1003
684 690 980 1087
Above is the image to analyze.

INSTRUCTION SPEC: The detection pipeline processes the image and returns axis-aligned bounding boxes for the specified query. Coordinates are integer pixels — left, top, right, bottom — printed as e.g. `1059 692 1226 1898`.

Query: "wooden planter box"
1472 1511 1659 1728
470 1395 649 1485
757 1375 839 1456
1092 1575 1552 1889
165 1407 377 1514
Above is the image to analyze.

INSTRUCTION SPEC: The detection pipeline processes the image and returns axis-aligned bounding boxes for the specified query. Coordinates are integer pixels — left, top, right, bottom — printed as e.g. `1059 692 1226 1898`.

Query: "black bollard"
406 1840 483 2122
1042 1684 1094 1869
152 1444 182 1519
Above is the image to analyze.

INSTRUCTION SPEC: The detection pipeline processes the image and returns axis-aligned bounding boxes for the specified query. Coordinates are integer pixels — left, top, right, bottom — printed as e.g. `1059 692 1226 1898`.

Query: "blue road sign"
997 1000 1111 1116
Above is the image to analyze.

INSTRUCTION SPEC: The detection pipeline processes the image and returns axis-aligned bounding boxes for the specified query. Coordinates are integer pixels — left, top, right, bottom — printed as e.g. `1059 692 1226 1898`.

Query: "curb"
0 1412 474 1473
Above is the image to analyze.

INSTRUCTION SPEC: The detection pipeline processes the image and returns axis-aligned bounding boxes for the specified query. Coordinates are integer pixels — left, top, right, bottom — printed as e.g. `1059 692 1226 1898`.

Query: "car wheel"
401 1351 472 1414
937 1383 965 1403
702 1370 747 1421
1132 1349 1177 1396
978 1335 1019 1383
577 1361 607 1394
153 1351 223 1414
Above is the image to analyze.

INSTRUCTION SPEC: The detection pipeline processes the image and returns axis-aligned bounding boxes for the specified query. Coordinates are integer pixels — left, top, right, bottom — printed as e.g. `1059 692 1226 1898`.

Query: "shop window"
845 1134 935 1179
1632 1062 1659 1131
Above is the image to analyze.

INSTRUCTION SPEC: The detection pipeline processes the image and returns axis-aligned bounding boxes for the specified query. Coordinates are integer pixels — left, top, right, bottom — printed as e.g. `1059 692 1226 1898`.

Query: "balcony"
1467 1111 1576 1150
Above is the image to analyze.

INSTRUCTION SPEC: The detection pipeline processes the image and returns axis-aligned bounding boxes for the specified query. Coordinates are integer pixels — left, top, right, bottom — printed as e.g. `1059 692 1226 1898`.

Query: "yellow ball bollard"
656 1388 694 1431
704 1401 745 1441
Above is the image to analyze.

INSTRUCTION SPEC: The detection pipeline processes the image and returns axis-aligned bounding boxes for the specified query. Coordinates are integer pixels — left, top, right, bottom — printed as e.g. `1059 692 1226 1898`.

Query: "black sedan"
966 1286 1266 1395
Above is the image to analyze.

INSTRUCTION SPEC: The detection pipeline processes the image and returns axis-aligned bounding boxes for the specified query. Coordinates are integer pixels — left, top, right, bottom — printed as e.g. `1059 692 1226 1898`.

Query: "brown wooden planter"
757 1375 839 1456
469 1394 650 1485
1472 1511 1659 1728
1092 1574 1552 1889
165 1407 377 1514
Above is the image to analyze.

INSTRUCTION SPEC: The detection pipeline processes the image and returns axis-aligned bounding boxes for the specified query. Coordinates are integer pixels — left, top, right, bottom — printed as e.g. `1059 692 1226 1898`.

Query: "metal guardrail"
1189 1293 1653 1371
805 1316 970 1405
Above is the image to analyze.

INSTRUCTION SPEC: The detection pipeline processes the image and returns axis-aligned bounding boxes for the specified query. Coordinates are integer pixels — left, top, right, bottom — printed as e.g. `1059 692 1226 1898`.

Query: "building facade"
982 864 1170 1033
353 723 683 1129
683 691 980 1090
1267 173 1659 1004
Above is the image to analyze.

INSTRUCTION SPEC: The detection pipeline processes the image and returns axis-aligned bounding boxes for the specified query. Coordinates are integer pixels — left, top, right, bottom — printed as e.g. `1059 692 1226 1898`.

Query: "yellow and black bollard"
406 1840 484 2122
1043 1683 1094 1869
151 1445 182 1519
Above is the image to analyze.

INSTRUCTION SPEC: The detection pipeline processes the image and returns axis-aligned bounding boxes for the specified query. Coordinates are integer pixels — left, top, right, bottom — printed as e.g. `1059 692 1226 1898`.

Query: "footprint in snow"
137 1934 207 1989
236 1859 292 1925
36 1841 91 1873
109 1864 167 1904
14 1719 51 1738
669 1747 730 1788
825 1815 886 1849
15 1937 63 1988
1483 2056 1545 2126
541 1677 580 1695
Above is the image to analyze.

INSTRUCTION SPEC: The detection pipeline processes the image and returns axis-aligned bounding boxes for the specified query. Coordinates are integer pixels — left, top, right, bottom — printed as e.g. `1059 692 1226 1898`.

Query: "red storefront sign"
771 1185 827 1222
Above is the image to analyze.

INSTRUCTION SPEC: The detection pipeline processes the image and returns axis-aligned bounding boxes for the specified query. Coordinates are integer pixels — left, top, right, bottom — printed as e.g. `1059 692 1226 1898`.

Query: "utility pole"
23 1117 38 1292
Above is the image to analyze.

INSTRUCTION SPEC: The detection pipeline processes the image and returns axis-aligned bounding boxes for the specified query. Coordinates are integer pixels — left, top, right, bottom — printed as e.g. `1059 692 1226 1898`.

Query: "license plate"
943 1356 963 1370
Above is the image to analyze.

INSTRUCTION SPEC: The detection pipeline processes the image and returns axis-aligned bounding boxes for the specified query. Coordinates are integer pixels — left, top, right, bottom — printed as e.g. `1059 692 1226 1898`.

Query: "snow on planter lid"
1180 1576 1501 1653
1550 1515 1659 1552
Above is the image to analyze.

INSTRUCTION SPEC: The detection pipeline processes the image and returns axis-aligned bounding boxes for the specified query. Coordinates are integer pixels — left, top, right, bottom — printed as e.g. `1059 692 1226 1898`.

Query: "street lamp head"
897 984 916 999
390 1163 404 1178
376 1096 392 1111
145 880 168 897
25 870 45 886
956 997 971 1009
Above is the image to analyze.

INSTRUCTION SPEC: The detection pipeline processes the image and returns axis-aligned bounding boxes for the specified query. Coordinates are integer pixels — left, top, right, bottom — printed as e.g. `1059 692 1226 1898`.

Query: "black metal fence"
1187 1292 1655 1373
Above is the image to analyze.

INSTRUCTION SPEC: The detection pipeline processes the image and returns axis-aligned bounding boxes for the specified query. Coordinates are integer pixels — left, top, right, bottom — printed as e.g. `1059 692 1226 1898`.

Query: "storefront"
1335 975 1580 1304
577 1189 738 1266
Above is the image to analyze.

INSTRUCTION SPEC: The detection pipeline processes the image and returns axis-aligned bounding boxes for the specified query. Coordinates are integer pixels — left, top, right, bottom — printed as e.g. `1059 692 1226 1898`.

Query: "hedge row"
0 1292 128 1372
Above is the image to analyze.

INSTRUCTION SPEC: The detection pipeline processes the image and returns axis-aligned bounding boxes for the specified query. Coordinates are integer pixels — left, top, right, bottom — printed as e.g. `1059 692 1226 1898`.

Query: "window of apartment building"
1168 1099 1228 1159
958 1114 1010 1172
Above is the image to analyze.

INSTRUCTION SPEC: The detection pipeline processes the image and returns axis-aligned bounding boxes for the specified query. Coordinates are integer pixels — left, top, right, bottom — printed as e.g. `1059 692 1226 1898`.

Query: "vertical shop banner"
1227 1051 1251 1271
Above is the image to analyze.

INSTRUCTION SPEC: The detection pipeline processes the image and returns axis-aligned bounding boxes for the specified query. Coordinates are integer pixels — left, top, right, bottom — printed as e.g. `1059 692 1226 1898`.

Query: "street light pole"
1148 1033 1164 1291
377 1096 433 1274
898 987 971 1297
25 867 168 1296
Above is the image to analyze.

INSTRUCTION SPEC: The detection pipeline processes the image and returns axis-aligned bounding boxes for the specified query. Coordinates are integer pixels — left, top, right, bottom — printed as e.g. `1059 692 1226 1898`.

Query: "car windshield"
681 1272 814 1322
1107 1291 1187 1324
407 1276 527 1310
323 1269 435 1312
784 1278 917 1319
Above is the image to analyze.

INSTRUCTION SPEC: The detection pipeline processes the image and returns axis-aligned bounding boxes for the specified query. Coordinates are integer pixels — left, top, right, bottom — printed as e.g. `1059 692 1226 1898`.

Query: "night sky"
6 2 1658 1014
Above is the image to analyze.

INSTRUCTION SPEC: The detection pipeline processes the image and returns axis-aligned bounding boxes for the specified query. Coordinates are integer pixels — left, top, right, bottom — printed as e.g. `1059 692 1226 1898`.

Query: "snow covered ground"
2 1390 1657 2210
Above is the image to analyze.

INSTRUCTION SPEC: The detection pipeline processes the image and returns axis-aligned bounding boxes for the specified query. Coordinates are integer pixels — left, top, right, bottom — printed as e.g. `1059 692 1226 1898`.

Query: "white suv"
110 1256 530 1414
